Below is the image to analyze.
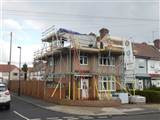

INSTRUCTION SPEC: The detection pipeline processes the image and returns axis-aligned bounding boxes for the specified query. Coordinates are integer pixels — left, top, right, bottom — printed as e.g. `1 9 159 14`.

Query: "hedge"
135 90 160 103
144 87 160 91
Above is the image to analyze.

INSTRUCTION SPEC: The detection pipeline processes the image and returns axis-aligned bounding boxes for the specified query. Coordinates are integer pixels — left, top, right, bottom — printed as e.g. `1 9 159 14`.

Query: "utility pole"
8 32 12 84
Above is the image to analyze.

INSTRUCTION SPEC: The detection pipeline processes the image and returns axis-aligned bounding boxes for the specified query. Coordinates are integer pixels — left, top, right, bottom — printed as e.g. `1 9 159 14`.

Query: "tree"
22 63 28 80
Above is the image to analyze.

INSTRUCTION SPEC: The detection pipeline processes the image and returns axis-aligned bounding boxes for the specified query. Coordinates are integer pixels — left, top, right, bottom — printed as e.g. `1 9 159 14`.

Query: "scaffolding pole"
78 79 81 100
69 38 72 100
59 52 62 99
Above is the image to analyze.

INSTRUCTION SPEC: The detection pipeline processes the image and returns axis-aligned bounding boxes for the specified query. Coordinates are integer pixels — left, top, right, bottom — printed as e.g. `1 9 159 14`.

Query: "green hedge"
135 90 160 103
144 87 160 91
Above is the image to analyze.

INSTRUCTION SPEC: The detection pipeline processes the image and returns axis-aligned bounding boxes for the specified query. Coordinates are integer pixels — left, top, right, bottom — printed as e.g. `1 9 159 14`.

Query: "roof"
0 64 19 72
149 74 160 78
133 43 160 60
28 67 34 72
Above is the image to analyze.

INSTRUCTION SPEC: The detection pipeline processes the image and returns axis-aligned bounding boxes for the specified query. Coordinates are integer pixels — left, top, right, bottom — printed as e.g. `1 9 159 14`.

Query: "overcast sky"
0 0 159 66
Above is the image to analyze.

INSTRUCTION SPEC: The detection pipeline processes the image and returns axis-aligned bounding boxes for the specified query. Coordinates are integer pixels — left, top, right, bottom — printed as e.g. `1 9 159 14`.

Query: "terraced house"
133 40 160 90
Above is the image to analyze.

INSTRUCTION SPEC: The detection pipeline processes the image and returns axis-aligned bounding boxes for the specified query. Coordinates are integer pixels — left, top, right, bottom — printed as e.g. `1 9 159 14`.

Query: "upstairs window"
99 55 115 66
139 65 144 68
150 64 155 68
80 54 88 65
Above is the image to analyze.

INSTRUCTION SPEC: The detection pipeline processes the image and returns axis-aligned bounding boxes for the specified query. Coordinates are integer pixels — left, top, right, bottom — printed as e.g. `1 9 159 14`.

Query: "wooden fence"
9 80 66 102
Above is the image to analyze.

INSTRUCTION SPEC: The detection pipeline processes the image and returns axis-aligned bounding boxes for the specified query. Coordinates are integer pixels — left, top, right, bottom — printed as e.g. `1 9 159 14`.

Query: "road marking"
96 116 109 119
78 116 94 119
30 118 41 120
63 116 79 120
13 110 30 120
47 117 59 120
47 116 79 120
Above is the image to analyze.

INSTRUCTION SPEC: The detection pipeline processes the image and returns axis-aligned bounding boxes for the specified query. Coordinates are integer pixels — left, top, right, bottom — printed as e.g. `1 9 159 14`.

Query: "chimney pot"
153 39 160 50
99 28 109 39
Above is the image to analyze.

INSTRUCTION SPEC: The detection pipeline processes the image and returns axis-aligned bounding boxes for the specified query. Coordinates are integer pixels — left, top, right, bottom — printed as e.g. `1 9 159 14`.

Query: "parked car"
0 83 11 110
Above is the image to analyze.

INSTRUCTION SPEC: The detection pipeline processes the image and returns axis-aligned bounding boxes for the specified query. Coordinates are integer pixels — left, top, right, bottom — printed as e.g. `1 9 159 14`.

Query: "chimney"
153 39 160 50
99 28 109 39
142 42 147 45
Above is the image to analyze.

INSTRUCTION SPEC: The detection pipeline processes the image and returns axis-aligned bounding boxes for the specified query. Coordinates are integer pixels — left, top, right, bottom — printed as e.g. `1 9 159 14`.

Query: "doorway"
81 79 89 99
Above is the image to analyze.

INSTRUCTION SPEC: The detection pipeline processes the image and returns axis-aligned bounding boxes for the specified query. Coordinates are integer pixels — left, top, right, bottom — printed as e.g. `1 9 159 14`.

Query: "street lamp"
17 46 21 96
8 32 12 86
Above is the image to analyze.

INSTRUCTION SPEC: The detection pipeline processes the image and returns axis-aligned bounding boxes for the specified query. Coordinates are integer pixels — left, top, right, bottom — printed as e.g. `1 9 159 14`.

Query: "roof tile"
0 64 19 72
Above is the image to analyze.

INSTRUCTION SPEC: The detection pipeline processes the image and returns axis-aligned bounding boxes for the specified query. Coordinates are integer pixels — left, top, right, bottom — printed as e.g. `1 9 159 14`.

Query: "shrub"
135 90 160 103
145 87 160 91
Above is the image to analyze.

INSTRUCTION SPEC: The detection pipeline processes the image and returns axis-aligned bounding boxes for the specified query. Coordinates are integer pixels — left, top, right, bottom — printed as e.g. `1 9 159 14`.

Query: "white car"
0 83 11 110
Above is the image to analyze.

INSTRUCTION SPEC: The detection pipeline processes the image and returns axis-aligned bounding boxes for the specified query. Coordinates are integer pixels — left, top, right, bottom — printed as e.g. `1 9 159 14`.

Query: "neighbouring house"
31 61 46 80
34 27 124 100
0 64 19 84
149 39 160 87
133 41 160 90
27 67 34 80
27 61 46 81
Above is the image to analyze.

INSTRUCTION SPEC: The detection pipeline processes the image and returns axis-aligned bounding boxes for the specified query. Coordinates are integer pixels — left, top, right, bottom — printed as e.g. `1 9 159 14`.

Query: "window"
80 55 88 65
99 55 115 66
139 66 144 68
0 85 7 91
150 64 155 68
98 76 116 91
13 73 18 76
48 59 53 67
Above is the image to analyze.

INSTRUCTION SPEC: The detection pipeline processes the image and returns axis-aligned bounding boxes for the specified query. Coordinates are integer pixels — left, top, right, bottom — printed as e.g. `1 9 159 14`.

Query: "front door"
138 80 143 90
81 79 89 99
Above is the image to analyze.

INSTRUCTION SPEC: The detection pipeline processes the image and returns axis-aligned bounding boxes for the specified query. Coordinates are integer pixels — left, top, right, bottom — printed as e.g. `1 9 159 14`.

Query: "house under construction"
34 27 129 101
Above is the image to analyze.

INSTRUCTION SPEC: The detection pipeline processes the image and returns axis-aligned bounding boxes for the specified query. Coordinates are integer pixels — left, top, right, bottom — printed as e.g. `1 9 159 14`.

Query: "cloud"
4 19 22 30
0 40 9 64
0 39 41 67
24 20 48 31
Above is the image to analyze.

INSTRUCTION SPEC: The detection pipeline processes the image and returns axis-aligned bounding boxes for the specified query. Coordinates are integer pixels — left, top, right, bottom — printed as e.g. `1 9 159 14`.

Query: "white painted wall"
0 68 19 84
10 68 19 80
0 72 2 78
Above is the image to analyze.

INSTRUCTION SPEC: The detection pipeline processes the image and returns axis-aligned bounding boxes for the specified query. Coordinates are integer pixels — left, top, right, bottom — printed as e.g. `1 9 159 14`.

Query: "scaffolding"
33 27 134 101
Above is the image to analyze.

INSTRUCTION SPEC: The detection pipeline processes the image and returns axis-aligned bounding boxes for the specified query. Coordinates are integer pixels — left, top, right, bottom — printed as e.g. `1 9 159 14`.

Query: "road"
0 96 160 120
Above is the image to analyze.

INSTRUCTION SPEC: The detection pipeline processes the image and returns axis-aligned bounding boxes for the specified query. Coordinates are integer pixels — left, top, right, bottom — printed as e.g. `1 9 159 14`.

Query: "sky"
0 0 160 67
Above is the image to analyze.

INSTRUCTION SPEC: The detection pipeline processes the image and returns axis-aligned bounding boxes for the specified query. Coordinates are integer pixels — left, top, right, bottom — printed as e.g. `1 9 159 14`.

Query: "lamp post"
8 32 12 85
17 46 21 96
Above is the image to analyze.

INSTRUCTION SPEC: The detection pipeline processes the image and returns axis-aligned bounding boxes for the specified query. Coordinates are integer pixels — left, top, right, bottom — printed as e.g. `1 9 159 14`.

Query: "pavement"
12 93 160 116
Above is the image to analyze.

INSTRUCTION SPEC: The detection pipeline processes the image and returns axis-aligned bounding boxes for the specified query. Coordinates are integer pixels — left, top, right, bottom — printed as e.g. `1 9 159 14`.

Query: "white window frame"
98 76 116 92
80 55 88 65
48 60 53 67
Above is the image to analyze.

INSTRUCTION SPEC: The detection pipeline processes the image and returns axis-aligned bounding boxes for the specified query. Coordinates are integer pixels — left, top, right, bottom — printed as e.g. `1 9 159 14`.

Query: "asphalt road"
0 96 160 120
